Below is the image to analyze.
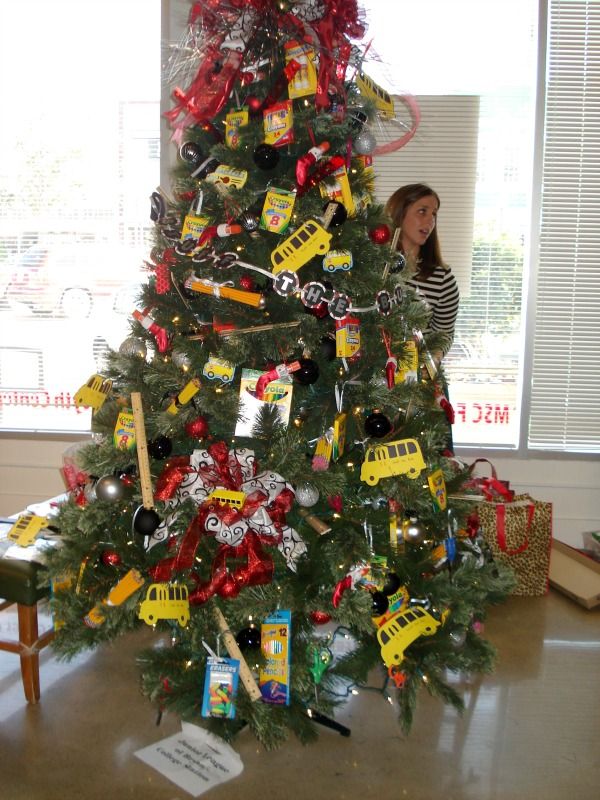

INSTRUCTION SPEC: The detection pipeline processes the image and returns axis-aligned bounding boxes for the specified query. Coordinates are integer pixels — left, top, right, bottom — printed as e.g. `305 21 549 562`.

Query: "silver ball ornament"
119 337 147 359
295 482 320 507
83 481 97 502
403 515 429 545
353 129 377 155
172 350 192 370
95 475 125 502
370 495 388 510
449 628 467 649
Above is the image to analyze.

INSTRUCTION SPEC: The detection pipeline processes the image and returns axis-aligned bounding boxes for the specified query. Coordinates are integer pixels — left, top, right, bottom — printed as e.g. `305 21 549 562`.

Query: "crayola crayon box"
259 609 291 705
235 369 293 437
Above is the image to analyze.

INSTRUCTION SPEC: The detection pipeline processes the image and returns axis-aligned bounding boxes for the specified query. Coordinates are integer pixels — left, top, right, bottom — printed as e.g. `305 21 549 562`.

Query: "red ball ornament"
185 416 209 439
310 610 332 625
101 549 122 567
246 95 263 114
239 274 255 291
327 494 343 513
369 224 391 244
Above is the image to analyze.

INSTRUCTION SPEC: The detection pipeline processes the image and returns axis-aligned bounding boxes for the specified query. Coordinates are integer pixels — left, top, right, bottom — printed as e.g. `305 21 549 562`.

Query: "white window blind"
373 95 479 295
529 0 600 452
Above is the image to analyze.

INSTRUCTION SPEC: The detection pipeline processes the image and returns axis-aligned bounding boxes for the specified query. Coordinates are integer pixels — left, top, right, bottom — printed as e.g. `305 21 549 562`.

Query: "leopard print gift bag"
478 494 553 596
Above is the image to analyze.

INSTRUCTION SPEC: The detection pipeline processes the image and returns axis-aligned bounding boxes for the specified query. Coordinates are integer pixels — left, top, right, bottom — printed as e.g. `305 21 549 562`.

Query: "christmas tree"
45 0 514 749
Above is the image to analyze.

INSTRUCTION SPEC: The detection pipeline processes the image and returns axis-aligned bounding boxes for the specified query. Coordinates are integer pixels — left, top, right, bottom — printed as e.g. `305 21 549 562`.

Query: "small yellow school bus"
202 356 235 384
138 583 190 627
206 489 246 509
360 438 426 485
271 219 331 274
74 373 113 412
323 249 353 273
376 606 441 668
355 71 395 118
7 514 50 547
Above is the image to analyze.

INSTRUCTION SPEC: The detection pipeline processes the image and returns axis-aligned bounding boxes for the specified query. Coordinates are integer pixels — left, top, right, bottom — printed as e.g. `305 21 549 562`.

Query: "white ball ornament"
353 129 377 155
295 482 320 507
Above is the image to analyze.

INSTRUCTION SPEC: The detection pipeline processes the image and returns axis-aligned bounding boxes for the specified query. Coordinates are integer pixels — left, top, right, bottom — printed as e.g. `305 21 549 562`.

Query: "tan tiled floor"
1 590 599 800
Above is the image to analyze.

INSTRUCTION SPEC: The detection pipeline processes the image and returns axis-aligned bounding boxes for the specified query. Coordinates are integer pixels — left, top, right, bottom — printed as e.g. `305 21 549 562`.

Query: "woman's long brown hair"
385 183 446 279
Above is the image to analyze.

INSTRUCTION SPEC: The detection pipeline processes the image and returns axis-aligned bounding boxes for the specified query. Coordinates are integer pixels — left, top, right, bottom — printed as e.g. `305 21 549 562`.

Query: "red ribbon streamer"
373 95 421 157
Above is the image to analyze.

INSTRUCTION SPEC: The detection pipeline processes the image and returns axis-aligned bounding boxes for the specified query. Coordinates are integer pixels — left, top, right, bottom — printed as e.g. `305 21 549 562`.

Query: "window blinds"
528 0 600 452
373 95 479 295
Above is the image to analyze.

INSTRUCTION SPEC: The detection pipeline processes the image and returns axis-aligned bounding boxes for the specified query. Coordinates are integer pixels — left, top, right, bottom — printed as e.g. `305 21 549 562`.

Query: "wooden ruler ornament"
213 606 262 702
131 391 161 536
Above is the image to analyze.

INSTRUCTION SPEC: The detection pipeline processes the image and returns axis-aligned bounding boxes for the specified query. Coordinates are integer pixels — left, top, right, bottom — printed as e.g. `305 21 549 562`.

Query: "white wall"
1 437 598 548
0 437 88 516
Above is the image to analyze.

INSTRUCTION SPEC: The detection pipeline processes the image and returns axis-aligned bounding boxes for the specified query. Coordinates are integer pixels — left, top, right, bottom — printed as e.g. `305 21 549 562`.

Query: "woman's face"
401 194 439 255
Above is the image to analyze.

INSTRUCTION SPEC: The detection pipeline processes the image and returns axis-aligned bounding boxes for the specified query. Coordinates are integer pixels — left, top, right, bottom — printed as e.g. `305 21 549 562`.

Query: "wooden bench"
0 558 55 703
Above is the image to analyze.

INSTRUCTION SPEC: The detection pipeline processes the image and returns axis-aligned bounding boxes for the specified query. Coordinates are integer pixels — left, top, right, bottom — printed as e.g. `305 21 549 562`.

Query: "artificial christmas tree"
45 0 514 749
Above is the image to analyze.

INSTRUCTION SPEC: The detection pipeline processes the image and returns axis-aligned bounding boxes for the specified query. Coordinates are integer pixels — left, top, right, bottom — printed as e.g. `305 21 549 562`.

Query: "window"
364 0 538 448
0 0 160 433
527 0 600 453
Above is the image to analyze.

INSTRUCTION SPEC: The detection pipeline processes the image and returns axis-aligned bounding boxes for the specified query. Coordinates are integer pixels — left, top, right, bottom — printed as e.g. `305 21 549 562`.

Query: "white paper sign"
134 722 244 797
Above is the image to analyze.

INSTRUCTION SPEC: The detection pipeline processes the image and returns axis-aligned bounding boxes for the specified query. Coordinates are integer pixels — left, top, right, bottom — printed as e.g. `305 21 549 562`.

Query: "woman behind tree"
385 183 459 366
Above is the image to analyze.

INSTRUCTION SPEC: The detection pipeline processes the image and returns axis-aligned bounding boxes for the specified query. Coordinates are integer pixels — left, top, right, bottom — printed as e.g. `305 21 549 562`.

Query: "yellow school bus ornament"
360 438 426 485
138 583 190 628
271 219 331 274
74 374 113 413
377 606 442 669
7 514 50 547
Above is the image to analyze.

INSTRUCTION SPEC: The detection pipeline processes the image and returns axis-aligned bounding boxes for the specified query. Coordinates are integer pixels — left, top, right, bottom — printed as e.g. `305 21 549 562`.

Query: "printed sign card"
134 722 244 797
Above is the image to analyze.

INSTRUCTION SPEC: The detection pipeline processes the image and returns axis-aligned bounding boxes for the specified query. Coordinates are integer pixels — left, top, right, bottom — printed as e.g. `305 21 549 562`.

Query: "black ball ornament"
350 109 368 130
235 626 261 651
320 335 337 361
382 572 401 596
365 412 392 438
147 435 173 460
239 210 260 233
371 591 389 617
253 143 280 170
322 200 348 227
179 141 203 167
133 506 161 536
293 358 320 385
390 252 406 274
95 475 125 502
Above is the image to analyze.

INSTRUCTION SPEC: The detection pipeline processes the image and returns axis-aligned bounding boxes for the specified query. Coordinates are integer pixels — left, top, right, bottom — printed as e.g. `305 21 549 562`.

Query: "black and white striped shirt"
407 265 460 353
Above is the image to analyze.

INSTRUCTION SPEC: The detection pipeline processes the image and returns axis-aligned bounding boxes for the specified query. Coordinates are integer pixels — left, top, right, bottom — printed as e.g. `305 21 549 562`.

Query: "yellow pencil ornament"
184 275 265 309
166 378 201 415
